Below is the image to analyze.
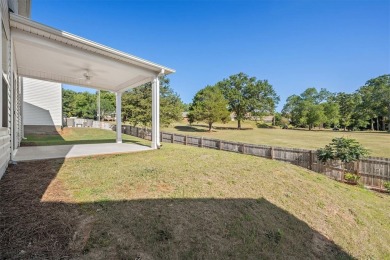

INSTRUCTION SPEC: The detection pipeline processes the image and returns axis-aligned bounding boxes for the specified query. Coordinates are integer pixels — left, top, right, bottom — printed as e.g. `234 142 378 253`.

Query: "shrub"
317 137 369 164
384 181 390 192
257 123 270 128
344 173 360 183
317 138 369 182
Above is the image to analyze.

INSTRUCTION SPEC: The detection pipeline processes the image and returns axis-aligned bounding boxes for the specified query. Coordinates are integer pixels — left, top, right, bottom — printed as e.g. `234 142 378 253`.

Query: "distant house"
23 78 62 134
229 113 274 123
182 112 188 119
262 116 274 124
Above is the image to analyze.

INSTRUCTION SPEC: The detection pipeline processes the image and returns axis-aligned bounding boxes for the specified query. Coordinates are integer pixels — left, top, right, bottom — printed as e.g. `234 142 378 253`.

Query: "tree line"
63 73 389 132
281 74 389 131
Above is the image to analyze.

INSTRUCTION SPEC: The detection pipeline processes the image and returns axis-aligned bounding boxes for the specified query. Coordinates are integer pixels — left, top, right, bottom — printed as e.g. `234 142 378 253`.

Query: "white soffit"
10 13 175 92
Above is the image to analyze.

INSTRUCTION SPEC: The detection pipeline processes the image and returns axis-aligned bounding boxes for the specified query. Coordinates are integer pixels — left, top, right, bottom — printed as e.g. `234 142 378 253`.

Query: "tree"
282 94 302 126
336 92 359 131
274 112 289 127
159 77 184 127
282 88 332 130
306 103 326 130
62 89 77 117
122 76 183 127
216 72 279 129
62 90 97 119
182 103 190 112
72 92 96 119
360 74 390 131
355 86 375 130
188 85 230 131
322 101 340 128
99 91 115 120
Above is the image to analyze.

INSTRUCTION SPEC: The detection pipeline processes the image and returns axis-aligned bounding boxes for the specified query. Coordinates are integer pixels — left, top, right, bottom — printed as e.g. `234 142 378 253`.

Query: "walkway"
13 143 151 162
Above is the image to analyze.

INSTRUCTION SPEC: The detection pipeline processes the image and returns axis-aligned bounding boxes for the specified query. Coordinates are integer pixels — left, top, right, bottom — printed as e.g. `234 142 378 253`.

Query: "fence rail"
107 124 390 191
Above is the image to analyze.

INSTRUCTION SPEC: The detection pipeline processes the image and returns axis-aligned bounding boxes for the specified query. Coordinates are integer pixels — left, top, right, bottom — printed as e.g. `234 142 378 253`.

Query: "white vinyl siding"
23 78 62 126
0 0 10 178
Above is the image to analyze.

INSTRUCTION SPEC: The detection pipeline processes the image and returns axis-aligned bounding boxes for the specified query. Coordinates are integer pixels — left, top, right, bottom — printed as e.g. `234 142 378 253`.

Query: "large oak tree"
216 72 279 129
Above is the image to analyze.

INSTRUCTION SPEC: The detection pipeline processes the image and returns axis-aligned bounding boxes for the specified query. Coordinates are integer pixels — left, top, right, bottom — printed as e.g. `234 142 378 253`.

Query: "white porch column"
116 92 122 143
156 76 161 147
151 76 160 149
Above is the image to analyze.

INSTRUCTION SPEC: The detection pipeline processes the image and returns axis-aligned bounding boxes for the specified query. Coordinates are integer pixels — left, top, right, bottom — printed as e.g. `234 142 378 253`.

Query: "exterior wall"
0 0 11 177
0 0 27 177
8 0 31 18
23 77 62 127
0 128 9 178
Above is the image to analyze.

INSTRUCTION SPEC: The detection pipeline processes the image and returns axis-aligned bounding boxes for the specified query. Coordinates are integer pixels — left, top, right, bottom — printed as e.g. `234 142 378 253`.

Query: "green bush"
317 137 369 163
317 138 369 183
256 123 271 128
384 181 390 192
344 173 360 183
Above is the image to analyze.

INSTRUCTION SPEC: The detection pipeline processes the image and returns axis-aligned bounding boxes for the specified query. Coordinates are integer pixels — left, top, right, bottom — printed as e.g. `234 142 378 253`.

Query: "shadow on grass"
0 160 353 259
286 128 390 135
174 125 253 133
174 125 210 133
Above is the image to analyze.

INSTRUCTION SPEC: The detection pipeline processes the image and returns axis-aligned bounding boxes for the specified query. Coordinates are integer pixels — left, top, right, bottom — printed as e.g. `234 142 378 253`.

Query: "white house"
23 77 62 134
0 0 174 178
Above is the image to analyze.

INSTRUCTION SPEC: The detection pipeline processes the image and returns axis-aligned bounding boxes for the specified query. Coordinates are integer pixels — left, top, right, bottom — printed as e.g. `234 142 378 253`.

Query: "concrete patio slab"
13 143 151 162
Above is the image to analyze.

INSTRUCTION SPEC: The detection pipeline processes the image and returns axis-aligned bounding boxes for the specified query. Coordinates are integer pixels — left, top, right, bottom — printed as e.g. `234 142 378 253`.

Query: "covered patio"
13 143 151 161
11 13 174 151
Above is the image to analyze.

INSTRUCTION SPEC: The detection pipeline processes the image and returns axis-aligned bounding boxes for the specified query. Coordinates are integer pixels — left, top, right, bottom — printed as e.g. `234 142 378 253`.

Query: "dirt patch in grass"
58 127 73 137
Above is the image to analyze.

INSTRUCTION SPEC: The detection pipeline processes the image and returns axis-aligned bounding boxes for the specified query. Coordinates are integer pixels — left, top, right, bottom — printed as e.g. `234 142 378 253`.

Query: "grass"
23 127 150 147
163 121 390 158
2 129 390 259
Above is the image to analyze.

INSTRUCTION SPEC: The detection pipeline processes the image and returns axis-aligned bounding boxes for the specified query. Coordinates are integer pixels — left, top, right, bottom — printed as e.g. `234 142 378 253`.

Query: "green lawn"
3 130 390 259
163 121 390 158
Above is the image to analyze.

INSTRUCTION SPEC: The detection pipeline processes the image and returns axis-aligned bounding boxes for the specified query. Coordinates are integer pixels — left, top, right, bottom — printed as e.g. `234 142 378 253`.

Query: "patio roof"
10 13 175 92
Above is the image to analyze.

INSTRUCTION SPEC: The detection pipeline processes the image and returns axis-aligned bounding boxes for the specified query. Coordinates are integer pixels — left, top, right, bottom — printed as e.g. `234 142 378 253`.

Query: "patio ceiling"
10 13 175 92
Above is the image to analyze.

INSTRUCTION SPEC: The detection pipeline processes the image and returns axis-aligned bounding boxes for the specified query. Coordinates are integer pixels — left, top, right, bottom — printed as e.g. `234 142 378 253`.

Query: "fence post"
160 132 162 143
270 147 274 159
171 133 174 143
184 135 187 146
200 137 203 148
136 127 139 137
242 144 246 154
309 150 313 170
355 161 360 175
219 140 222 150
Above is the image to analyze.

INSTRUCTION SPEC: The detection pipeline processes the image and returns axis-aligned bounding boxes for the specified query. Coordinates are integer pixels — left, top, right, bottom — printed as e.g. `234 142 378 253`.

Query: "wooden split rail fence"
119 125 390 190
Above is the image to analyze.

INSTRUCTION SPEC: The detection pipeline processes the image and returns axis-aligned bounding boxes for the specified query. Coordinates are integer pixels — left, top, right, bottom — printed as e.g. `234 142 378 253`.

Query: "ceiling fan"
75 70 92 84
83 70 92 84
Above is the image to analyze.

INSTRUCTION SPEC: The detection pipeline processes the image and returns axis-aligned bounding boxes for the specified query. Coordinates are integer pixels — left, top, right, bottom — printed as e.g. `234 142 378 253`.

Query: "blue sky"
32 0 389 111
